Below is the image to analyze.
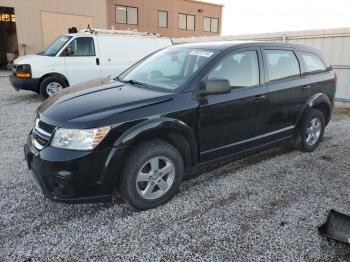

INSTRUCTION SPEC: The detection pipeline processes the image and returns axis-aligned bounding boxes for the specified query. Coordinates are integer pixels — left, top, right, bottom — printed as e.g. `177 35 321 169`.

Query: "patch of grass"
334 107 350 117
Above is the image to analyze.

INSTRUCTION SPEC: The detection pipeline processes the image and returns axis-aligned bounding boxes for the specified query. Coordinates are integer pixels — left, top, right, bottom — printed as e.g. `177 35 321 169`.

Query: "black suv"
24 42 336 210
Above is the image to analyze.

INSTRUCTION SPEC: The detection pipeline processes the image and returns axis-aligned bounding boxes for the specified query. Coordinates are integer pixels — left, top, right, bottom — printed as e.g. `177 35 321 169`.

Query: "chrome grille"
38 121 55 134
32 119 56 150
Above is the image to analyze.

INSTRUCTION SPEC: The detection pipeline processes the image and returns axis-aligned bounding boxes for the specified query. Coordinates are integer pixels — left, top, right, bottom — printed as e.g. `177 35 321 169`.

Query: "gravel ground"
0 76 350 261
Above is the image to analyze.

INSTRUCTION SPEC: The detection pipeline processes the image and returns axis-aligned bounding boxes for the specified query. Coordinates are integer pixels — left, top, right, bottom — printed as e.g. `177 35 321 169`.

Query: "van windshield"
117 47 218 92
38 35 72 56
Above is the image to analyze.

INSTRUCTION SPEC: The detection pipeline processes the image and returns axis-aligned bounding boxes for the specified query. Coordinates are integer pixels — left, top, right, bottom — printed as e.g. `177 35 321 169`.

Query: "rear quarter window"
299 52 327 75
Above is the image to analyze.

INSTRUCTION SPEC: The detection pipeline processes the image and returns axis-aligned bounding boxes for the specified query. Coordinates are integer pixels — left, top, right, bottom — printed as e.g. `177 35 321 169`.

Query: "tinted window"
300 52 327 74
64 37 95 56
208 51 259 88
265 50 300 81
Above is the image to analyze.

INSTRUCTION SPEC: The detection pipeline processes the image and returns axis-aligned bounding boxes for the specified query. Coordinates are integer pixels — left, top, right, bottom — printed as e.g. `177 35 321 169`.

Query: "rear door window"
264 50 300 81
299 52 327 74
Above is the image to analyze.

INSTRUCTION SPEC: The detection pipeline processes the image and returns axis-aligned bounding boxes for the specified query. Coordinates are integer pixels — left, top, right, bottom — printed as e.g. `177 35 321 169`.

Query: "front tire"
118 140 184 210
299 109 325 152
39 76 67 99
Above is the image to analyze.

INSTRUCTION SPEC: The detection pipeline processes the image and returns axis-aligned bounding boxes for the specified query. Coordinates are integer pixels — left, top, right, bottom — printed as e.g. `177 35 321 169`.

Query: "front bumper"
9 75 40 92
24 134 127 204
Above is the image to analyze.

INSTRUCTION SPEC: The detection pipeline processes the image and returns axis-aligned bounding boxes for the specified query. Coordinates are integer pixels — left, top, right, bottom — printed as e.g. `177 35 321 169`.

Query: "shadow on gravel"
184 144 294 187
0 93 42 106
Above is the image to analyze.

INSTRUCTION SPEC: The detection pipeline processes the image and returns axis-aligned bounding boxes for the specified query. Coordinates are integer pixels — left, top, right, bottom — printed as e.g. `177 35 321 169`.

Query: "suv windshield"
117 47 218 92
38 35 72 56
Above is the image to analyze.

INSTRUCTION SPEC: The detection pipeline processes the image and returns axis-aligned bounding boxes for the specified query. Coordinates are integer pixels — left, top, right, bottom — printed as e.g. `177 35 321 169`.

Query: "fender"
113 117 198 166
296 92 331 129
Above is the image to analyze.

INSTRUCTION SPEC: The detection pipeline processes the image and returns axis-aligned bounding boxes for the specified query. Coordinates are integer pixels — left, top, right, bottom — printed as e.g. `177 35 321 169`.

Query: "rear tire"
299 109 325 152
118 140 184 210
39 76 67 99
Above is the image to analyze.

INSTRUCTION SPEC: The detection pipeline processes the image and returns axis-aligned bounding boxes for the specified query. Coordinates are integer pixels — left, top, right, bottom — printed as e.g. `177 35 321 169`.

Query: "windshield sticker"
189 50 214 58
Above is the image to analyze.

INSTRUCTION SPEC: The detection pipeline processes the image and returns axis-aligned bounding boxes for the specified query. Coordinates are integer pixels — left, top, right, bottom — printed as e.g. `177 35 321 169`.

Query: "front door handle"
96 58 100 65
253 94 267 100
302 85 312 90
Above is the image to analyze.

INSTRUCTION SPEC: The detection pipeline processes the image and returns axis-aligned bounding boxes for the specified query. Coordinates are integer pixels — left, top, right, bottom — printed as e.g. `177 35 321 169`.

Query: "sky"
205 0 350 35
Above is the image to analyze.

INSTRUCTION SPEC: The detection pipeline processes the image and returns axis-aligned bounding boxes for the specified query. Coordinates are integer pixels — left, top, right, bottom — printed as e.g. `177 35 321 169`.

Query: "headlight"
51 127 110 150
15 64 31 78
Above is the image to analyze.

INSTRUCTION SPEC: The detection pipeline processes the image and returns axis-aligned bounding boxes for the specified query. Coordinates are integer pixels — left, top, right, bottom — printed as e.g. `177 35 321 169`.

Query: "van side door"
197 48 269 162
261 48 313 137
60 36 101 86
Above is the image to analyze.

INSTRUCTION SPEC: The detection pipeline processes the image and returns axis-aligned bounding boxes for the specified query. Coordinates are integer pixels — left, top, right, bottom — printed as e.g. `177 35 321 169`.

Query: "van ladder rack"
79 28 161 38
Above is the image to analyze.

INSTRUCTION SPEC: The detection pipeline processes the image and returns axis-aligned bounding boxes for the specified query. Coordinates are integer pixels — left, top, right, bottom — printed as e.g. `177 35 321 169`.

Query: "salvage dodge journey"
24 41 336 210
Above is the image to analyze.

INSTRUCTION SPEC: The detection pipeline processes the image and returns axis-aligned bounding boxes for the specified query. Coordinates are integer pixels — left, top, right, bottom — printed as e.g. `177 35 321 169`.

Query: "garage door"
41 11 94 47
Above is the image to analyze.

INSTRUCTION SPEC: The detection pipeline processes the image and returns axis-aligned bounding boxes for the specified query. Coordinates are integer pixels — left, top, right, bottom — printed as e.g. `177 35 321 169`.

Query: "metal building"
174 28 350 106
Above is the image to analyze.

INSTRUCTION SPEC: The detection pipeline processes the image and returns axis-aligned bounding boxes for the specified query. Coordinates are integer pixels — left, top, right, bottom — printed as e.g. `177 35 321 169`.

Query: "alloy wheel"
136 156 175 200
305 117 322 146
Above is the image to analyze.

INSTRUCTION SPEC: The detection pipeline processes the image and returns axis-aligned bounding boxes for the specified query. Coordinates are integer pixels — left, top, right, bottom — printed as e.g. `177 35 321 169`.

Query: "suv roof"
176 40 322 53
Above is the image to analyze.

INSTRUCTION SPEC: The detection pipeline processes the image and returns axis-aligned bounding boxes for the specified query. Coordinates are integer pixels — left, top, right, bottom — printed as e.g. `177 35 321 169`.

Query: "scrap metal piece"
318 209 350 244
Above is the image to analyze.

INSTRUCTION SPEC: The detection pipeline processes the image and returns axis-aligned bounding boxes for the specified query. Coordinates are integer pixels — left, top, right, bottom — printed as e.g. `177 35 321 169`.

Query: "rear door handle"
253 94 267 100
302 85 312 90
96 58 100 65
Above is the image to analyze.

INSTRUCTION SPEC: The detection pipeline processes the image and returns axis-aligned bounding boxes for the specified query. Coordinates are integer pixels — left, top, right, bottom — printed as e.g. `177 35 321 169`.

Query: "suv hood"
37 78 174 128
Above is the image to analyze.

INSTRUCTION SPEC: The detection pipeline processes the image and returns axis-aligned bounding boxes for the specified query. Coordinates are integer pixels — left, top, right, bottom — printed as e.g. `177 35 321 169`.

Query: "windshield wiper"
117 78 150 89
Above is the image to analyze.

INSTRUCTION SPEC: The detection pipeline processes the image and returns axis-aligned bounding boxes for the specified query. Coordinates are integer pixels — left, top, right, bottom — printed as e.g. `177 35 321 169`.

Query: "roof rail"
79 28 161 37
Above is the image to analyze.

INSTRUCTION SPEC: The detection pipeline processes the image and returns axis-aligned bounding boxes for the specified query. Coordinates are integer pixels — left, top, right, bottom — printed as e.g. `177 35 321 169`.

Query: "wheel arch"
113 117 198 170
296 93 332 129
39 73 70 88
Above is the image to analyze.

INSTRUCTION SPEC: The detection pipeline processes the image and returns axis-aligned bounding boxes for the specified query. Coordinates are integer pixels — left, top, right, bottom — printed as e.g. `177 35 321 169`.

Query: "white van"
10 29 172 98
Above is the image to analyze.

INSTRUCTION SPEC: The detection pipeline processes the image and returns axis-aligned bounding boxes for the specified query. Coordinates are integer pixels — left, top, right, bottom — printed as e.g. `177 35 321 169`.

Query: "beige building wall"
0 0 107 55
41 11 94 47
107 0 222 38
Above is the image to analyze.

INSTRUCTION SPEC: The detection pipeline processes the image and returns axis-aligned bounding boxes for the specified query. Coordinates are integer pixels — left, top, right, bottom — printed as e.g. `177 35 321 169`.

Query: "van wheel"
39 76 67 99
118 140 184 210
299 109 325 152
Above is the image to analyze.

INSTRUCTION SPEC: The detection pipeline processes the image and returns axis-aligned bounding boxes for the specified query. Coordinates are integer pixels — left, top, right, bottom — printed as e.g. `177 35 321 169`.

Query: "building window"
178 13 195 30
158 11 168 28
204 17 219 33
115 5 138 25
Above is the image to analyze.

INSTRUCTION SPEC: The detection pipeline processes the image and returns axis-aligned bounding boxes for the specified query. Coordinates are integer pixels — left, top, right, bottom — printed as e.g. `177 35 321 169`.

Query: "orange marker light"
16 73 31 78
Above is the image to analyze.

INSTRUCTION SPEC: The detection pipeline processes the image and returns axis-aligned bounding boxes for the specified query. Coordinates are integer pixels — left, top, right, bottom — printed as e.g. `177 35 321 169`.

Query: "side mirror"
200 79 231 96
